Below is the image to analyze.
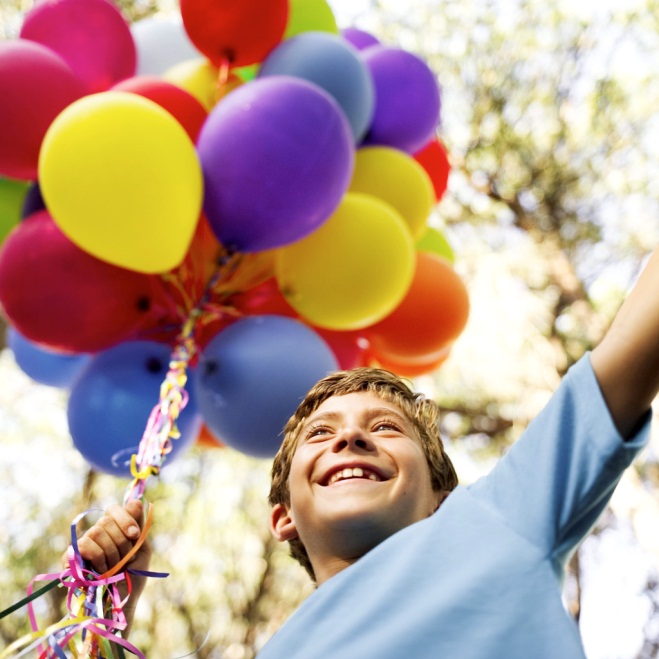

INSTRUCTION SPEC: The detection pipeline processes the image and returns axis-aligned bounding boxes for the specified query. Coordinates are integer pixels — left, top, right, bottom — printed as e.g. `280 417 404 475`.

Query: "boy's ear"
270 503 299 542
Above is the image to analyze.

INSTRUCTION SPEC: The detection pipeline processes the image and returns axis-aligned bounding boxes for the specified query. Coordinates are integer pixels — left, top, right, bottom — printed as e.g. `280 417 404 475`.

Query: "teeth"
327 467 380 485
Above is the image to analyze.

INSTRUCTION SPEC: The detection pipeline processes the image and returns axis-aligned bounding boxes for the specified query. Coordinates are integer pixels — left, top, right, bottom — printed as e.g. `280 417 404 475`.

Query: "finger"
91 514 139 562
124 499 144 527
105 503 142 541
78 528 118 574
80 510 135 569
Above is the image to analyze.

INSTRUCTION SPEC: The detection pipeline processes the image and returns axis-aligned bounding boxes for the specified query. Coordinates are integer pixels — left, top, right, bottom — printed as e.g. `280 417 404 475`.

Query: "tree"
1 0 659 657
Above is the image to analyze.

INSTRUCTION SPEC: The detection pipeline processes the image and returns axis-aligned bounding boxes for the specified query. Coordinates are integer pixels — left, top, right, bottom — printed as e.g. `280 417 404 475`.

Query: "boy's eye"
306 426 332 439
374 421 399 432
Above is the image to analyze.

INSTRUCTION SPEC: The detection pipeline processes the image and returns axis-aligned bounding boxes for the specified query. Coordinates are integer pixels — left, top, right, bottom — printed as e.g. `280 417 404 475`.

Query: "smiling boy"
77 249 659 657
268 370 457 585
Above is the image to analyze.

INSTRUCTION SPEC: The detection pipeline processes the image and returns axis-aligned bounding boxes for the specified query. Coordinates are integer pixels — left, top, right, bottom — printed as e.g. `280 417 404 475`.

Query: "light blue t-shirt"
259 355 651 658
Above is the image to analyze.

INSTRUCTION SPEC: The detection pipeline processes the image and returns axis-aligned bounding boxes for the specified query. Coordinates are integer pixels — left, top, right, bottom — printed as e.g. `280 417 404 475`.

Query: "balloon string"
124 246 242 503
215 56 232 103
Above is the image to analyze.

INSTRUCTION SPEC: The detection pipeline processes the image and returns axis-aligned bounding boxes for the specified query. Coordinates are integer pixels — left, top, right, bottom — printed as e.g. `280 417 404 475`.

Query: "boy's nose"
331 426 375 453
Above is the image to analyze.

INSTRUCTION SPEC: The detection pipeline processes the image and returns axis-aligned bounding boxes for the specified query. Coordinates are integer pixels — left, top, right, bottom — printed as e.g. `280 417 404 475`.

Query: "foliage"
1 0 659 657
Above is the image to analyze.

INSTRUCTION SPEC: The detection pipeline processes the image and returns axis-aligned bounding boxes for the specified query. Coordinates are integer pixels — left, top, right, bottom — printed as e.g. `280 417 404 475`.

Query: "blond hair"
269 367 458 580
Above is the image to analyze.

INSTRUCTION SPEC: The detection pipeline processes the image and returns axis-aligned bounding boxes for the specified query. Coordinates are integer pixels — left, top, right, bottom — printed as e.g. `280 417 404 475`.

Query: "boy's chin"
320 506 408 539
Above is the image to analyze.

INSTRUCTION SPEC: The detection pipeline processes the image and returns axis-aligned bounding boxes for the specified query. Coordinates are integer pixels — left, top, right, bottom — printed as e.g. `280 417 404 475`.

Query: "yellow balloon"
285 0 339 38
163 57 241 111
276 193 415 330
349 146 435 239
39 92 203 274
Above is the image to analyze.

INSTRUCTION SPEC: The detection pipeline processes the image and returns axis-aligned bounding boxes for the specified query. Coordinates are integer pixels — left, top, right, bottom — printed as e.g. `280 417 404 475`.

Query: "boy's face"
271 391 443 567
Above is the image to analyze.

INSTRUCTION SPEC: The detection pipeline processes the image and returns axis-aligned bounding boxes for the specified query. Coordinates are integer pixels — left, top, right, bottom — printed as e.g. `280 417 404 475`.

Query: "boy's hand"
75 499 150 574
62 499 152 635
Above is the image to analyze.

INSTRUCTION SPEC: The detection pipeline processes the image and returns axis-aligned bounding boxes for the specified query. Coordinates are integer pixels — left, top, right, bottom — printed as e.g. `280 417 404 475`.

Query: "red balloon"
413 138 451 202
0 211 169 353
0 40 85 180
142 214 235 349
180 0 289 67
230 278 298 318
20 0 136 93
314 328 368 370
365 253 469 364
112 76 208 142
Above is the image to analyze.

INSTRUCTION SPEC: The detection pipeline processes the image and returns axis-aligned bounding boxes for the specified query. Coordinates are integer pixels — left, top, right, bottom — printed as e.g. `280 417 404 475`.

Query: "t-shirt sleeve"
468 353 651 565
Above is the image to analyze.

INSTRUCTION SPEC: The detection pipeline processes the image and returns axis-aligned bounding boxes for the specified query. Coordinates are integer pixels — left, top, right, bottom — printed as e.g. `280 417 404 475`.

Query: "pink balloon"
0 40 85 180
0 211 170 353
20 0 136 93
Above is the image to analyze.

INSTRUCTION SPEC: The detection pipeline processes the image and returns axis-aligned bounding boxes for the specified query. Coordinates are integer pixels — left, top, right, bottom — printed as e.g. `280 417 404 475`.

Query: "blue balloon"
7 326 91 388
197 76 354 253
194 315 338 458
67 340 201 477
258 31 375 142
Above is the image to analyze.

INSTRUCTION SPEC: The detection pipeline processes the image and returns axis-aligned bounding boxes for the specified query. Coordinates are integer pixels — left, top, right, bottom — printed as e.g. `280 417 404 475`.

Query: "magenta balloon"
20 0 136 93
0 211 168 353
197 76 354 252
362 46 441 154
0 40 85 180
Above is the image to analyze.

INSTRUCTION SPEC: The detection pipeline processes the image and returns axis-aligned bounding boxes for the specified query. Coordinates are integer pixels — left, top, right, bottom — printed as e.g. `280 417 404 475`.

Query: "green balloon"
0 177 30 245
285 0 339 39
416 226 455 264
234 63 259 82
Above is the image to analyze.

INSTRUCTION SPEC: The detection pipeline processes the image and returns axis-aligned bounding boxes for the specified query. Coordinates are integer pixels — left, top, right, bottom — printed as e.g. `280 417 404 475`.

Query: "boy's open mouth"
321 466 385 486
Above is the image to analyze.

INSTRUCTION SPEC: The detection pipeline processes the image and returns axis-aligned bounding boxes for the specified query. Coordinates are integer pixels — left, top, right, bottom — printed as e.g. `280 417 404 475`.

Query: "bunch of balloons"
0 0 468 476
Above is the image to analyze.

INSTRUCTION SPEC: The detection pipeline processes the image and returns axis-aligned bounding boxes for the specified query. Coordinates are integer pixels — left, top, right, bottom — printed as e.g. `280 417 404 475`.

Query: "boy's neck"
313 554 362 585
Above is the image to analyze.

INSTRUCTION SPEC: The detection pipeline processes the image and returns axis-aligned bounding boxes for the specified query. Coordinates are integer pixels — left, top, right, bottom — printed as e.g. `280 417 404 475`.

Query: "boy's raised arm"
591 247 659 438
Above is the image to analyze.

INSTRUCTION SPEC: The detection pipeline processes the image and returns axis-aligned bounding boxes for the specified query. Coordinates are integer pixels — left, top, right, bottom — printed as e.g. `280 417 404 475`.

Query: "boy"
78 249 659 657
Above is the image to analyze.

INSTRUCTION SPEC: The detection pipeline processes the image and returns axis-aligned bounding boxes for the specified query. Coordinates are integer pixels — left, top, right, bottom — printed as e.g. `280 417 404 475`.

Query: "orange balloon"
365 252 469 363
196 423 224 448
369 346 451 377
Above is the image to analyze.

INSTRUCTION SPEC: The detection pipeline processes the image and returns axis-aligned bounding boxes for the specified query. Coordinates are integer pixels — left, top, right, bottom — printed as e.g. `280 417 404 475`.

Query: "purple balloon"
362 46 441 154
342 27 380 51
21 182 45 219
197 76 354 252
20 0 136 93
258 32 375 142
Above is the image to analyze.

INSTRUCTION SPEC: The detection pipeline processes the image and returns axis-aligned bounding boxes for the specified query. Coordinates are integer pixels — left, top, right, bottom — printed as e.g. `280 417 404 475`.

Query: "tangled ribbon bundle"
0 250 243 658
0 508 162 659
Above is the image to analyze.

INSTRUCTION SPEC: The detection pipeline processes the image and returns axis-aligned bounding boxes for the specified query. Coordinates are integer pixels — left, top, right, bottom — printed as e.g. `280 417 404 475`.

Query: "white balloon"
131 17 200 76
